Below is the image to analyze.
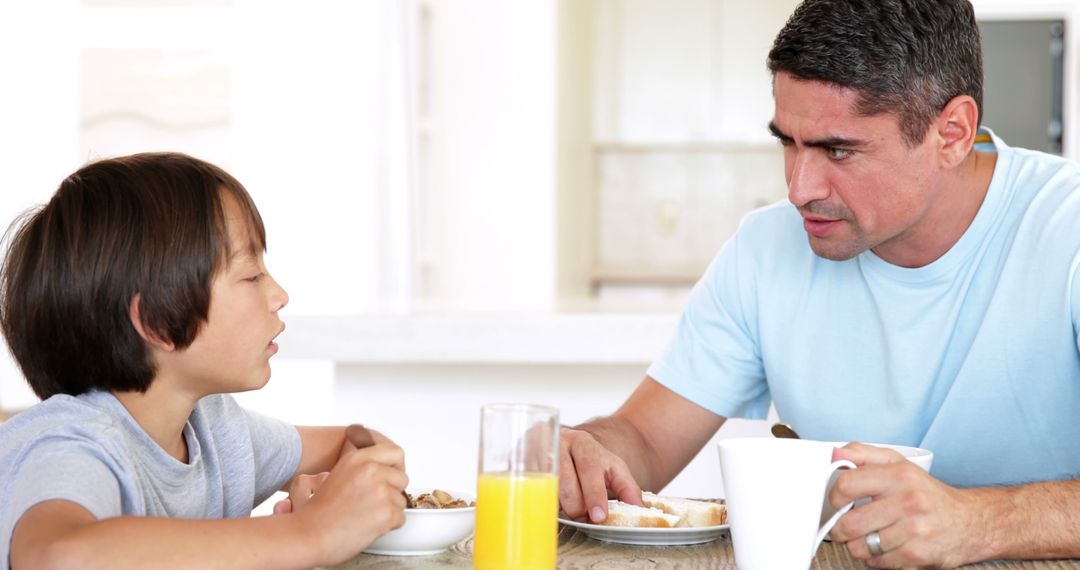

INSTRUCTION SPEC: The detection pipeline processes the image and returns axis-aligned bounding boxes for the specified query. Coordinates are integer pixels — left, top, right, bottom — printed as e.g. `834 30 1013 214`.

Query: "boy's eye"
244 273 264 283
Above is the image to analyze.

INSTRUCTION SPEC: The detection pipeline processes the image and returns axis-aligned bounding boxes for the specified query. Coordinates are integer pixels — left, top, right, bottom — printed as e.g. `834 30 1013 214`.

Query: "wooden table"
331 525 1080 569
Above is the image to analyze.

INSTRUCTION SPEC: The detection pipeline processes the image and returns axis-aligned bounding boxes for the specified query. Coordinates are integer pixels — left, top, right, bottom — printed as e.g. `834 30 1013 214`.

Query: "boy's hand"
343 424 405 470
292 441 409 565
273 472 330 514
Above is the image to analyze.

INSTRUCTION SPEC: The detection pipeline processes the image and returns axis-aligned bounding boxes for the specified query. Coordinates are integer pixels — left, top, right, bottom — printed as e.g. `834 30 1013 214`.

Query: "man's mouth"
802 216 842 238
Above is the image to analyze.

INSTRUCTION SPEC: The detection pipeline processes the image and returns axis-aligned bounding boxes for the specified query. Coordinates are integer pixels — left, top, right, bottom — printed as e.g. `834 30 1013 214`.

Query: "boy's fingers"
273 498 293 514
345 424 376 449
352 442 406 470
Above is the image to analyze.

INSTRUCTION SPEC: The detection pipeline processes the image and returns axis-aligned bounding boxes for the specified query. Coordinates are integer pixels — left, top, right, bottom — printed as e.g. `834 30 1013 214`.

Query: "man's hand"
828 443 987 569
558 426 643 524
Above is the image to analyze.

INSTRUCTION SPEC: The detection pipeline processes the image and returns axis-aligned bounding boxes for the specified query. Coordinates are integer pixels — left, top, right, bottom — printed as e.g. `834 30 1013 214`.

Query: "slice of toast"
642 492 727 527
599 500 682 528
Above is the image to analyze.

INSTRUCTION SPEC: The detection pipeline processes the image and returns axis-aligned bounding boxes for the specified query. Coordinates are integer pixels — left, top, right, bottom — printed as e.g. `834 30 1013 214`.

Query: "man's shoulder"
999 145 1080 199
734 200 806 248
997 147 1080 245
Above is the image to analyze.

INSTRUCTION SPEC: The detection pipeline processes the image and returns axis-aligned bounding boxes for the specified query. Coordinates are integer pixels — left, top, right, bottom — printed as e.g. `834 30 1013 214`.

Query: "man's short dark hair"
767 0 983 146
0 152 266 399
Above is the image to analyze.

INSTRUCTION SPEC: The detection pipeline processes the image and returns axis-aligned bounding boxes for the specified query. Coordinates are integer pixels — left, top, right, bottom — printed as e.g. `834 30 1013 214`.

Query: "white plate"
559 518 729 546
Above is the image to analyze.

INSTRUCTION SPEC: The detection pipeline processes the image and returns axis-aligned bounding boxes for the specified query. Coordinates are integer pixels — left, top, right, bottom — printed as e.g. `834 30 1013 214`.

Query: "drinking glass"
473 403 559 570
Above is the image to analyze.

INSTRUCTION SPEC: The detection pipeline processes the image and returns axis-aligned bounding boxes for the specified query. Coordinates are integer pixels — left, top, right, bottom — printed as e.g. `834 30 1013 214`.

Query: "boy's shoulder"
0 393 125 458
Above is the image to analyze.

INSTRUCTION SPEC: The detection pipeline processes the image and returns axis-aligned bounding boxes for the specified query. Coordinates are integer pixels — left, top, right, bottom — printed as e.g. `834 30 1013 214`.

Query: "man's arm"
559 376 726 523
829 443 1080 568
11 444 408 569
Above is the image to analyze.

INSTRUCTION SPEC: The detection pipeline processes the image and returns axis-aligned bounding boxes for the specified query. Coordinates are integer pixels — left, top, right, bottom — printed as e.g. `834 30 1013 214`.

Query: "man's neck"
113 382 200 464
873 149 998 268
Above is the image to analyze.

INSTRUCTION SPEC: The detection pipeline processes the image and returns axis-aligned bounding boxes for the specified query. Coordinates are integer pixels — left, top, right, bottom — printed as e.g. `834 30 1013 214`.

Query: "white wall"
414 0 557 310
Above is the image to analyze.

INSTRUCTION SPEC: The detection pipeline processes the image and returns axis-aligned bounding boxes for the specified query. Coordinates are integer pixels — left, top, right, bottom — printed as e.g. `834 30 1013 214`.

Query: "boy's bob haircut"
0 152 266 400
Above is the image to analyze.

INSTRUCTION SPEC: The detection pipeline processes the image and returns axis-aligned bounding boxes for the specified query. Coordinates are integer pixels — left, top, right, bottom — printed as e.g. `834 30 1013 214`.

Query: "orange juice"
473 471 558 570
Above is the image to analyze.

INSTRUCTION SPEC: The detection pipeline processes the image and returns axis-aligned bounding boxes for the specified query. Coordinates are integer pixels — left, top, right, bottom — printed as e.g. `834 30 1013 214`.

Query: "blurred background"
0 0 1076 501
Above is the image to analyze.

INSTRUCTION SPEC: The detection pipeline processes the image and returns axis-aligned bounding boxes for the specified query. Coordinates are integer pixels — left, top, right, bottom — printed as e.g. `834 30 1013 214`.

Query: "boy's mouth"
268 322 286 350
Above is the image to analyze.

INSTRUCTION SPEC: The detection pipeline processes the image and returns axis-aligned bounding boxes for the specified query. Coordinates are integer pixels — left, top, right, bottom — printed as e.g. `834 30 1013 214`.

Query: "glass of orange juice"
473 403 559 570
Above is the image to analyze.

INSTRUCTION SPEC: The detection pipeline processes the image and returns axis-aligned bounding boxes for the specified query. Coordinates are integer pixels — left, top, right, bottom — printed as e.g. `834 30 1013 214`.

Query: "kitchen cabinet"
558 0 798 296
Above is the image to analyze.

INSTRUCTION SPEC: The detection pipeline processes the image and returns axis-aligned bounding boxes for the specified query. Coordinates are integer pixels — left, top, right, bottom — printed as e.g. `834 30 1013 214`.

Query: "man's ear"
934 94 979 169
129 293 176 352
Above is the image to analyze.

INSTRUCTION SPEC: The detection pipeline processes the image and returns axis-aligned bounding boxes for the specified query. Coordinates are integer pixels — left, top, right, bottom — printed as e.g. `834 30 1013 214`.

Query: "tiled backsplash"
594 145 788 283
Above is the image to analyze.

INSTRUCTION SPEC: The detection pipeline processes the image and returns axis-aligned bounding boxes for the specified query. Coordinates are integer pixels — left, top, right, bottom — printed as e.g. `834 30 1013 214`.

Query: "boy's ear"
129 293 176 352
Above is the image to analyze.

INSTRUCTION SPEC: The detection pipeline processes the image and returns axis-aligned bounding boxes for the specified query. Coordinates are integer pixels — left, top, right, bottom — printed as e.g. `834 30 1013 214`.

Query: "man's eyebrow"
768 121 793 142
767 121 869 149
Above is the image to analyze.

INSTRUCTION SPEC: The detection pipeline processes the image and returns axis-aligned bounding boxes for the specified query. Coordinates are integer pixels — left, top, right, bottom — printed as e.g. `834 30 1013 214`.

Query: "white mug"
718 438 856 570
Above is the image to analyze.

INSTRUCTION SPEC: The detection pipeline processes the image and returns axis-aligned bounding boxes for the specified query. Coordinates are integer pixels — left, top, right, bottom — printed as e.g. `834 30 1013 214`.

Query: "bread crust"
642 492 728 527
599 495 727 528
599 500 680 527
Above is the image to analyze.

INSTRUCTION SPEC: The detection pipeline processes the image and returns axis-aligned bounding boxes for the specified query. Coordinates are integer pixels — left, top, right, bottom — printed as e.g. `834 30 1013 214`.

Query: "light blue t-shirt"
0 391 302 569
648 130 1080 487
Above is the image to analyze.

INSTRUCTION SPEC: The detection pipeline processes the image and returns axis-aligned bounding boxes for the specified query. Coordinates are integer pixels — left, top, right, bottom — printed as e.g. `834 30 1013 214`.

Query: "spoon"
770 422 801 439
346 424 414 508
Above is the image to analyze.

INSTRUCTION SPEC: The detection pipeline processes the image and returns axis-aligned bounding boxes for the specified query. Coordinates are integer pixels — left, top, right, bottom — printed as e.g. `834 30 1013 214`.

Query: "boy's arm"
293 425 402 476
12 444 408 569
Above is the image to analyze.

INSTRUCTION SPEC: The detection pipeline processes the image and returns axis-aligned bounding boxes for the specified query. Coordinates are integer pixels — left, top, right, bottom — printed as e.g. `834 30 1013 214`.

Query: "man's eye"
827 147 853 160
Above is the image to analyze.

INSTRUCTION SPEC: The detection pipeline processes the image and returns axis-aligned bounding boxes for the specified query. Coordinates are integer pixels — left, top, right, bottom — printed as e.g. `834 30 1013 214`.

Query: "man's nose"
787 150 831 207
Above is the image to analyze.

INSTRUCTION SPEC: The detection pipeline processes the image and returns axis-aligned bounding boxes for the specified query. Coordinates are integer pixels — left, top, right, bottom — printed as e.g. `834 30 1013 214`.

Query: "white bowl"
363 489 476 556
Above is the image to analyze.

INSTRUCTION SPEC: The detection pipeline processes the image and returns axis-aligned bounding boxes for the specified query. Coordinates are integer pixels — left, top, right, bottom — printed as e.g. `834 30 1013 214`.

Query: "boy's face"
167 192 288 395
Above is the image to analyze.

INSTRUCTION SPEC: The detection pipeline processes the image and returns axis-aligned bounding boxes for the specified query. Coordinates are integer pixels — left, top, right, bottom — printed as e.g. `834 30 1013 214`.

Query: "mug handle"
814 459 858 551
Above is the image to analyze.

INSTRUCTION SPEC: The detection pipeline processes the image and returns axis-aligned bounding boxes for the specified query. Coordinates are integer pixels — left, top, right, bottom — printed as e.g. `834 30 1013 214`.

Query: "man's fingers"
556 427 644 524
830 493 900 544
563 434 617 523
829 462 897 509
558 447 588 520
830 459 930 511
832 442 907 466
607 457 644 507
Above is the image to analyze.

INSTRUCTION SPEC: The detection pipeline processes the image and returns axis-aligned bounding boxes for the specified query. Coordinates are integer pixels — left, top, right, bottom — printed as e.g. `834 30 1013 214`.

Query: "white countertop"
277 312 681 365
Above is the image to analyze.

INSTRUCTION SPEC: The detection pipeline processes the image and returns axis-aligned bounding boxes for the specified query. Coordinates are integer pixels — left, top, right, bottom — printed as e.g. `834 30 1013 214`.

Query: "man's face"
770 72 944 264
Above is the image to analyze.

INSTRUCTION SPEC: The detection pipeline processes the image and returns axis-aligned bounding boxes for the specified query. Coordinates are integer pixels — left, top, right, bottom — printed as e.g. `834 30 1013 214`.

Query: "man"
558 0 1080 567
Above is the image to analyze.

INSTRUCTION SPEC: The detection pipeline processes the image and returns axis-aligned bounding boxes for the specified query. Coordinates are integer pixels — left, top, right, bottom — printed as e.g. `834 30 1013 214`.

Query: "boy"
0 152 408 568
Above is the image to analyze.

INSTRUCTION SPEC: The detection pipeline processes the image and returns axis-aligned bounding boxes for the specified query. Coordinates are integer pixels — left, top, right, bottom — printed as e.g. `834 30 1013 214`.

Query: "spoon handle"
345 423 413 508
771 422 801 439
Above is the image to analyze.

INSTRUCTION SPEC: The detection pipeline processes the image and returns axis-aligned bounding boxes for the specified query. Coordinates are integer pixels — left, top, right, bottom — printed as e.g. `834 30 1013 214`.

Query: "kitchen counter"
278 312 681 365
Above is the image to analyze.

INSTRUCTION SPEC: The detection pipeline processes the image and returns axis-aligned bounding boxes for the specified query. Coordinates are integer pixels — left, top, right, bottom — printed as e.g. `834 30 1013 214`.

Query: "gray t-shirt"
0 391 302 569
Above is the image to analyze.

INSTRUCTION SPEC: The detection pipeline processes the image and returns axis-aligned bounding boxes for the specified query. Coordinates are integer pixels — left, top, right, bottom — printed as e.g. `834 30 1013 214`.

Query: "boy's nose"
270 277 289 311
